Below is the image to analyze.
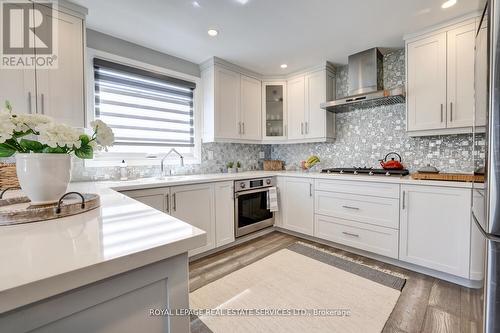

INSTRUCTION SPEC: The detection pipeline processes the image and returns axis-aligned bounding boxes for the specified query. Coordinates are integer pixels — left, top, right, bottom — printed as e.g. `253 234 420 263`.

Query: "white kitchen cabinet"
281 177 314 236
262 81 287 140
214 66 241 139
0 70 36 115
35 5 85 127
286 76 305 140
446 22 476 129
214 181 235 247
305 70 336 139
399 185 471 278
120 187 169 213
406 32 447 132
201 62 262 142
240 75 262 140
0 4 85 126
286 69 336 142
170 183 216 256
406 18 478 135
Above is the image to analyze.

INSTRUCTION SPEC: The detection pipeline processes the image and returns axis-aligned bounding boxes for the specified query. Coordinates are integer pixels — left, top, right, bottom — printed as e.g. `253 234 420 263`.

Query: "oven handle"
234 187 271 197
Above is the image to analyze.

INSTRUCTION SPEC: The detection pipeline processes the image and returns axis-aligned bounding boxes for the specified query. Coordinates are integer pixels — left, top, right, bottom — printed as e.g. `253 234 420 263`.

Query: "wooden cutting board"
411 172 484 183
264 160 284 171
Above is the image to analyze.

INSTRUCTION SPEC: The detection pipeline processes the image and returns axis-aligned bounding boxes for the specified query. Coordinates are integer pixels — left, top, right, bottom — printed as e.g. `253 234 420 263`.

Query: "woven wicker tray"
0 193 100 226
411 172 485 183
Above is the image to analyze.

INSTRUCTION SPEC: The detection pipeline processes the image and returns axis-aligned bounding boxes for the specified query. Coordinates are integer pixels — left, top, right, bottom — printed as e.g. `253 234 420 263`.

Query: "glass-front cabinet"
262 81 287 140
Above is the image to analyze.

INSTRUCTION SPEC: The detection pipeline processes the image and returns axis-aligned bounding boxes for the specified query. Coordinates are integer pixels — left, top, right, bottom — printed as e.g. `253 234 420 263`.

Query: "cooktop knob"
240 182 246 189
266 179 271 185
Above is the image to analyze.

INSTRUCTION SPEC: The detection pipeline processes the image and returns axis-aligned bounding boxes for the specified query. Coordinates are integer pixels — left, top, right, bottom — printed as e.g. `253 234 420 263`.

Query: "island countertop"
0 182 206 314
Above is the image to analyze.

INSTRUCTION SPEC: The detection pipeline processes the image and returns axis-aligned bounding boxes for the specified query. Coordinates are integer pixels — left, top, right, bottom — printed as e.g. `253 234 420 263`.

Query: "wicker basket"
0 163 20 188
263 160 284 171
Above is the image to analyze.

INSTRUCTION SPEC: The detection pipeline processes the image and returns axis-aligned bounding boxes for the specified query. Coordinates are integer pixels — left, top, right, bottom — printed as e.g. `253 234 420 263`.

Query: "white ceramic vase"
15 153 72 205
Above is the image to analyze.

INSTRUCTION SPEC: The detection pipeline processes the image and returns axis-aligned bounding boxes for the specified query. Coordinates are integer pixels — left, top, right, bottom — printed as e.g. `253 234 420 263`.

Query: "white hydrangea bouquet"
0 101 115 204
0 101 114 159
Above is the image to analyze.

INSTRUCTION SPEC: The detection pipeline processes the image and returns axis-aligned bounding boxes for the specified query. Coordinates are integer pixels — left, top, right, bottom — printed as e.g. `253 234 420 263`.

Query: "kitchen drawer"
315 191 399 229
314 179 400 198
314 214 399 259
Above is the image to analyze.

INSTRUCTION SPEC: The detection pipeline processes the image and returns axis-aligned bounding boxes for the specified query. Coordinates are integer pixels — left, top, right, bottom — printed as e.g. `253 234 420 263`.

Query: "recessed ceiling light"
280 64 288 69
207 29 219 37
441 0 457 9
192 1 201 8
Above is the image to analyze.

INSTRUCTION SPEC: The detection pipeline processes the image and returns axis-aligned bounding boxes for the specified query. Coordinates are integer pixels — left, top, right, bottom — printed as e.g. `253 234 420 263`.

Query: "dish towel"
267 187 279 212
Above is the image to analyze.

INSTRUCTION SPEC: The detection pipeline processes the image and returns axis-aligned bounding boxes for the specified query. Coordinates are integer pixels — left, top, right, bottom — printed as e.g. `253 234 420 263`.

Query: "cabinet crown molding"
404 12 480 42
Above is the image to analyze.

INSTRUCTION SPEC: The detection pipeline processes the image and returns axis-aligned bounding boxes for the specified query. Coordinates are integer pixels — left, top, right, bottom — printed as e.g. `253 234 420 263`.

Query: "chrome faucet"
160 148 184 177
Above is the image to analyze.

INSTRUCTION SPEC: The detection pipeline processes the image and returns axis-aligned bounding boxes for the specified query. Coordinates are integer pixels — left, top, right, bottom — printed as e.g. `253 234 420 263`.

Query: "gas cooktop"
321 167 409 176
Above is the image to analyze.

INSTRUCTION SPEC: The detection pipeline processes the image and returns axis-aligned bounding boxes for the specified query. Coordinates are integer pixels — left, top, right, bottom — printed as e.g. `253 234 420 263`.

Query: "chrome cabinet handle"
402 190 406 210
450 102 453 121
166 194 170 213
242 122 245 134
440 104 444 123
342 205 360 210
40 94 45 115
173 193 176 211
238 122 241 134
305 122 309 134
301 122 304 135
309 183 312 197
342 231 360 238
27 92 32 114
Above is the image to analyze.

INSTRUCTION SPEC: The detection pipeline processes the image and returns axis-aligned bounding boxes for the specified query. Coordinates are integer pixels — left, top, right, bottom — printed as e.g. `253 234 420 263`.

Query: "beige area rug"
190 242 405 333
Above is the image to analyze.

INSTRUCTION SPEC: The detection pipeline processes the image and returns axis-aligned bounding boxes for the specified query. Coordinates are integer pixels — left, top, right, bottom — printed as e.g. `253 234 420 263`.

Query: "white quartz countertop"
0 182 206 313
101 170 479 191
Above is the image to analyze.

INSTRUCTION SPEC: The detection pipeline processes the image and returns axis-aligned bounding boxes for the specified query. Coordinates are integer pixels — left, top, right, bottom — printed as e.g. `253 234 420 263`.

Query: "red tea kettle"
379 152 404 170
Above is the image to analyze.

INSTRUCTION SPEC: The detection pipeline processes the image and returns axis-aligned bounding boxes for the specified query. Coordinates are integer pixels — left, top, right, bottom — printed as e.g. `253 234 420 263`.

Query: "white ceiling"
73 0 482 75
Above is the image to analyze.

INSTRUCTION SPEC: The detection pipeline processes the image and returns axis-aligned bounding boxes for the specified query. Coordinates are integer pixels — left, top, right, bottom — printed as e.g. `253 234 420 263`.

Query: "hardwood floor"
189 231 483 333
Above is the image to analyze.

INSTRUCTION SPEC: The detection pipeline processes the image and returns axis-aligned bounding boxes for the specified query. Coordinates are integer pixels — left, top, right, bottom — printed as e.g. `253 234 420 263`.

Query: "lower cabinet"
281 177 314 236
399 185 471 278
170 184 216 256
315 214 399 259
214 181 235 247
121 182 235 257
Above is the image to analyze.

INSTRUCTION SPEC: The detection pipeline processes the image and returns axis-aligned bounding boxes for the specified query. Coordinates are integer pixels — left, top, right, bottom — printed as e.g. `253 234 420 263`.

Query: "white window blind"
93 58 196 154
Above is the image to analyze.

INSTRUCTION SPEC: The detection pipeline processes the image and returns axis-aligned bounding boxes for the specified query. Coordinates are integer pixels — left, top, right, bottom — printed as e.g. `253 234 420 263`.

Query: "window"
92 58 198 161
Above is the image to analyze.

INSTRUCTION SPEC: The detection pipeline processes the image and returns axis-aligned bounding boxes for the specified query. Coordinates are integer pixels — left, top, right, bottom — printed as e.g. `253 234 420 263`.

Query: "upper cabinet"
0 4 85 127
201 58 336 144
406 18 477 136
262 81 287 140
201 61 262 143
286 69 336 142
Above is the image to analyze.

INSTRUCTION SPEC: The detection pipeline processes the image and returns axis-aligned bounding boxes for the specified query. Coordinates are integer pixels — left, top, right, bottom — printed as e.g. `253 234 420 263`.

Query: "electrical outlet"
207 150 214 160
259 151 265 159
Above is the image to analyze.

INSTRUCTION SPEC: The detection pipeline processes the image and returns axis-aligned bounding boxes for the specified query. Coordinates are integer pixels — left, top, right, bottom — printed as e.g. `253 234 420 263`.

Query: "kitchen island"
0 183 206 333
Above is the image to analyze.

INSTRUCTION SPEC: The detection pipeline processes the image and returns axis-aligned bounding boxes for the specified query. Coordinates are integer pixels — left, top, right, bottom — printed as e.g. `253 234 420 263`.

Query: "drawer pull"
342 205 360 210
342 231 360 238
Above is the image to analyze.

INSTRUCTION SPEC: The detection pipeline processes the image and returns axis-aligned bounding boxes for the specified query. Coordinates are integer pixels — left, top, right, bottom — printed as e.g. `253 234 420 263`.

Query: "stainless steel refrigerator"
473 0 500 332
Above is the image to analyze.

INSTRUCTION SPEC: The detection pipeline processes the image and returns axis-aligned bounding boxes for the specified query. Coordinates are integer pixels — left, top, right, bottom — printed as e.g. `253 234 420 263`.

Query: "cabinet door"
407 33 447 131
399 185 471 278
287 76 306 140
240 75 261 140
282 177 314 236
262 82 287 140
214 181 235 247
171 183 215 256
215 67 240 139
305 71 326 138
0 70 36 115
447 22 475 128
35 5 85 127
120 188 169 213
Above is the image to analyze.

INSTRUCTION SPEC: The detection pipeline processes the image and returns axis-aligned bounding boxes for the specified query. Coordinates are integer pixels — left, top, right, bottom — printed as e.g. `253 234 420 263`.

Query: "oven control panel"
234 177 276 193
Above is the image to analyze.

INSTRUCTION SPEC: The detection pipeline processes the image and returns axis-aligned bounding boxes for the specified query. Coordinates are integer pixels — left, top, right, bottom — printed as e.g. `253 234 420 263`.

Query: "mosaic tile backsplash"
70 142 270 181
272 49 484 173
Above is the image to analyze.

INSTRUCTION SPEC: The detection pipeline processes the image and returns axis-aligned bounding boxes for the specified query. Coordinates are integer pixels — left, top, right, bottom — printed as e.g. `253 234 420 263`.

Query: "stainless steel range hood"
321 48 405 113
